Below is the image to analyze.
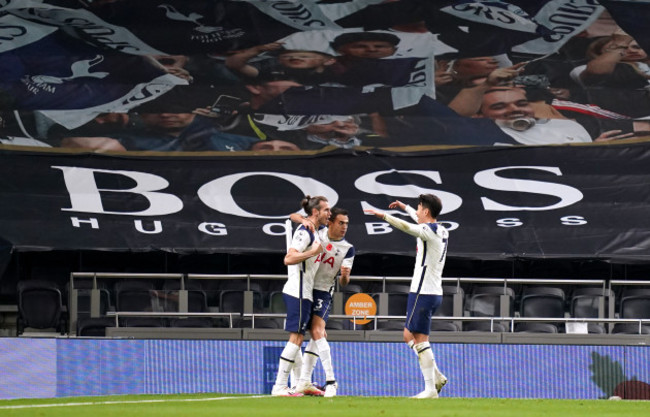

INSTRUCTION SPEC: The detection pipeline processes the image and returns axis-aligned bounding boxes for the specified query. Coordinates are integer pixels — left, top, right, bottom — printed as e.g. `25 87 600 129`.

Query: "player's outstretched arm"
364 208 385 218
364 209 424 238
388 200 406 210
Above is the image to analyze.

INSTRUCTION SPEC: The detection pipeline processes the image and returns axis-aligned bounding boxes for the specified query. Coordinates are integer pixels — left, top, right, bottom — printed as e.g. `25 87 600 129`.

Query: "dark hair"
419 194 442 218
301 195 328 216
275 49 334 58
331 32 400 50
329 207 348 222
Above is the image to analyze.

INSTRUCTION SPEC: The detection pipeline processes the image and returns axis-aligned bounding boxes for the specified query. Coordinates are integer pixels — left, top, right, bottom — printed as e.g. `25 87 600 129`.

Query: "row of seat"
15 279 650 336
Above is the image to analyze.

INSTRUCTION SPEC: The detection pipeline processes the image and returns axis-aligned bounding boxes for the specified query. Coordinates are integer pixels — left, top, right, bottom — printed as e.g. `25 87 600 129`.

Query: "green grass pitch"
0 394 646 417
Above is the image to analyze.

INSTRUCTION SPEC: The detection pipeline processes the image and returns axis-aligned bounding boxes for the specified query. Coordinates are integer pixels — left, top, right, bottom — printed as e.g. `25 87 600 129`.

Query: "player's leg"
272 333 303 396
310 316 338 397
298 337 319 386
407 327 447 392
314 290 337 396
290 341 303 388
405 293 442 399
272 294 310 397
297 290 332 396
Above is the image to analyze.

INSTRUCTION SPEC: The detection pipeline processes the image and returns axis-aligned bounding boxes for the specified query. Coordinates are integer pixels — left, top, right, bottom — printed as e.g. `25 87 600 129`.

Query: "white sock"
315 338 335 382
291 345 303 387
414 341 435 392
407 340 418 356
275 342 300 387
299 339 319 383
412 339 442 375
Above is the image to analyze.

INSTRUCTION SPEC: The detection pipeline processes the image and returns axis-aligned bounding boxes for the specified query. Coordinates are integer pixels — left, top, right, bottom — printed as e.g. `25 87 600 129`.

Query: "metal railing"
68 272 648 336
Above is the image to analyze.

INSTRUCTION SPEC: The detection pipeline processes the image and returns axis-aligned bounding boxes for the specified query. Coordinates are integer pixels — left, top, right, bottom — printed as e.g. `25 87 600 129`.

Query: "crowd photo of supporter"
1 1 650 152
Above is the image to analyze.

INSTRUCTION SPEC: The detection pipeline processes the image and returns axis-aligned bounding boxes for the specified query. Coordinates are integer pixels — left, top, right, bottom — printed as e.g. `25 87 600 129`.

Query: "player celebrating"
271 195 330 397
364 194 449 399
293 207 355 398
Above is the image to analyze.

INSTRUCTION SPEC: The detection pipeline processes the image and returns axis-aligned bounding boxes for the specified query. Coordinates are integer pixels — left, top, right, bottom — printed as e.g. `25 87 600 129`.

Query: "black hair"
274 49 334 58
419 194 442 218
301 195 328 216
331 32 400 50
329 207 348 222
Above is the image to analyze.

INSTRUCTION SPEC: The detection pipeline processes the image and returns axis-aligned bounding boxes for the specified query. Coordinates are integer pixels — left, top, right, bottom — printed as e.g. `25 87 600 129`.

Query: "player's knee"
402 328 412 344
311 326 326 339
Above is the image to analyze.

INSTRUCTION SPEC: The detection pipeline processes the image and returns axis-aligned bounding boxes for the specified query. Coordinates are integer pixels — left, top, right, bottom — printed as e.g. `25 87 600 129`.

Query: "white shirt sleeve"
383 213 433 240
404 205 418 222
290 228 313 252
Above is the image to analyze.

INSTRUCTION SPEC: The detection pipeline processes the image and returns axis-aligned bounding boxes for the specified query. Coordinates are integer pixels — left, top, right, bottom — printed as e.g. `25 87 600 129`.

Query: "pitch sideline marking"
0 395 268 410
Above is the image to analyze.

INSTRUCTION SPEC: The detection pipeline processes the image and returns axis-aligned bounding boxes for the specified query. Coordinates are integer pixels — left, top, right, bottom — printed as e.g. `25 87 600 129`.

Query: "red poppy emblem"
326 243 333 251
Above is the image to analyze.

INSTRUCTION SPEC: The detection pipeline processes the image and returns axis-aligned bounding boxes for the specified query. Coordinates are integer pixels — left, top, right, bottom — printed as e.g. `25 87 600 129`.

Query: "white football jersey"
385 206 449 295
312 227 355 292
283 225 323 301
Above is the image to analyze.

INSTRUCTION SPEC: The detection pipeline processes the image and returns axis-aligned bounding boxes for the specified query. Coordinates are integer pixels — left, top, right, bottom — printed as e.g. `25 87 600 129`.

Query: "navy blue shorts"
283 293 312 335
311 289 333 322
405 293 443 335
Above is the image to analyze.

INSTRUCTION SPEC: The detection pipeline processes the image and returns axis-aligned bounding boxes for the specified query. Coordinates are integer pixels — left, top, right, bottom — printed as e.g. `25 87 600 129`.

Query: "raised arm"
447 63 526 117
364 209 424 239
388 200 417 222
582 38 630 82
225 42 283 78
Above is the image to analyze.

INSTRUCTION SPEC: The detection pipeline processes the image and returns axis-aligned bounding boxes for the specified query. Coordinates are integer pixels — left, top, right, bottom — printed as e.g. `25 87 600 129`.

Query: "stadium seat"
384 284 411 294
520 287 566 318
340 283 364 294
169 317 213 328
250 318 282 329
586 323 606 334
467 286 515 317
161 279 209 313
375 320 404 331
514 322 558 333
463 321 507 332
115 280 157 312
17 280 67 335
430 321 460 331
340 284 364 303
570 287 611 318
119 317 166 327
619 292 650 319
219 290 264 315
66 279 112 317
611 323 650 334
268 291 286 314
76 317 115 337
434 285 464 317
386 293 409 316
219 281 263 292
325 319 345 330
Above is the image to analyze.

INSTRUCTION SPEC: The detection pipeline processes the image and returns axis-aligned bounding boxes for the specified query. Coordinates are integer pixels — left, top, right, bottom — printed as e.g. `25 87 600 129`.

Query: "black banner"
1 143 650 264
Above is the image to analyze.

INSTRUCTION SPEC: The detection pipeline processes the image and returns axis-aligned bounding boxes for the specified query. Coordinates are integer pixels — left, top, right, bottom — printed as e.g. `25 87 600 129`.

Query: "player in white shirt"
293 207 355 398
365 194 449 399
271 195 330 397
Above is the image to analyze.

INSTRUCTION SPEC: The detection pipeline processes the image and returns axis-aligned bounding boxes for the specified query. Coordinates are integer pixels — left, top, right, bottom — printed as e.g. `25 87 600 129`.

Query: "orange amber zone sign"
344 293 377 325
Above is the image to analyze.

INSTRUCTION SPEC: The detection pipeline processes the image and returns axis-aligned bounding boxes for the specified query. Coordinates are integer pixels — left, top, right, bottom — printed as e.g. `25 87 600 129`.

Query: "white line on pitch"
0 395 268 410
